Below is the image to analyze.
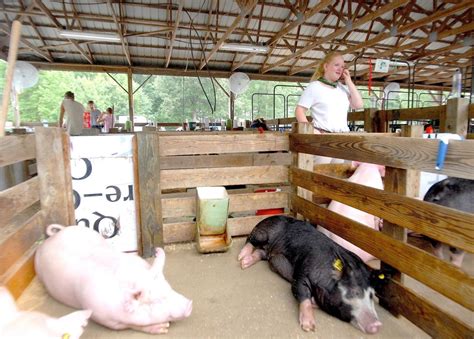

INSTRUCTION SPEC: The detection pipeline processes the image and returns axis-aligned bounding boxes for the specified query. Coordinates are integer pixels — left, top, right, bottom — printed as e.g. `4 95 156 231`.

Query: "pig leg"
292 277 316 331
449 247 465 268
131 322 170 334
239 245 266 269
268 254 293 282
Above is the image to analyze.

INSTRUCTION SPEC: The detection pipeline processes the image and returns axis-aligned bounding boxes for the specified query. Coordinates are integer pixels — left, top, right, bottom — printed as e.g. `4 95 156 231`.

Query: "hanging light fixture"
58 30 121 42
220 43 269 53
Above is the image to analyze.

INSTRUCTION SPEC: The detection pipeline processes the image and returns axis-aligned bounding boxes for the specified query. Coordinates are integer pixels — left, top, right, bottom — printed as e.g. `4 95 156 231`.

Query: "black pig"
423 177 474 267
238 215 383 334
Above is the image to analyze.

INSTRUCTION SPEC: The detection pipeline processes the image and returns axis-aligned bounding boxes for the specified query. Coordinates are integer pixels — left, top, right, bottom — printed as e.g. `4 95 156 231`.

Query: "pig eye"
133 291 142 300
370 291 374 299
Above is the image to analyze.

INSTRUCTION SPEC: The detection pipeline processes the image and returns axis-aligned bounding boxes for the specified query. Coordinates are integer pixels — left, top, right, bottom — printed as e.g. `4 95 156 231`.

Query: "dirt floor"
18 236 472 339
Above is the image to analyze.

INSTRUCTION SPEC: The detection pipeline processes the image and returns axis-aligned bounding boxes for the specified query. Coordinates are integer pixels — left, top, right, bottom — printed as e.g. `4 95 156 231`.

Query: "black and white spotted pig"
423 177 474 268
238 215 385 334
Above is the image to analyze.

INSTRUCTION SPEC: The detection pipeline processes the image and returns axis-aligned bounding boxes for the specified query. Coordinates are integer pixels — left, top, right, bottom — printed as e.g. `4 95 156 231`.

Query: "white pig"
318 162 384 263
35 224 192 334
0 286 91 339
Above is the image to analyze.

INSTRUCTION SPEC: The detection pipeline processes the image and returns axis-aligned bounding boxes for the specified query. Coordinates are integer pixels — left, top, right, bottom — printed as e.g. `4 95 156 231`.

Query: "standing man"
59 91 85 136
87 100 102 130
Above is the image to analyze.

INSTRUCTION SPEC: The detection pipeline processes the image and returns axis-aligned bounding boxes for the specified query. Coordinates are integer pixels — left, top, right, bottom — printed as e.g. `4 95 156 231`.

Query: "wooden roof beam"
289 1 474 75
165 1 183 68
70 2 94 65
262 0 409 74
107 0 131 66
34 0 93 64
198 0 257 69
266 0 331 46
0 23 53 62
376 22 474 59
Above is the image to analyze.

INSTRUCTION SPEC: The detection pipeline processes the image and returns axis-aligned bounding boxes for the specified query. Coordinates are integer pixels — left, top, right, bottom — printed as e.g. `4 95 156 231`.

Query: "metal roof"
0 0 472 90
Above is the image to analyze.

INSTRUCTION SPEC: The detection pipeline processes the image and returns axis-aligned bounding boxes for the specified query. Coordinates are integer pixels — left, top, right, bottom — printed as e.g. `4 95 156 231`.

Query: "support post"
35 127 75 226
379 124 422 314
127 67 135 132
291 122 314 217
136 132 163 257
441 97 469 138
0 21 22 136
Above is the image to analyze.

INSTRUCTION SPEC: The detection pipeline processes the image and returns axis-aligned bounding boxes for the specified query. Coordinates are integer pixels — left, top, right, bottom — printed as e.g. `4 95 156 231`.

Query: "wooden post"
229 92 235 120
379 124 422 314
127 67 134 132
0 21 22 137
35 127 75 226
441 97 469 138
291 122 314 217
136 132 163 257
364 108 376 132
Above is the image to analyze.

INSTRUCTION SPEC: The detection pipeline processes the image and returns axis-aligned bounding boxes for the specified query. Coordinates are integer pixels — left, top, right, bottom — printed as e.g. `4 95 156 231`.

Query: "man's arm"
59 103 65 128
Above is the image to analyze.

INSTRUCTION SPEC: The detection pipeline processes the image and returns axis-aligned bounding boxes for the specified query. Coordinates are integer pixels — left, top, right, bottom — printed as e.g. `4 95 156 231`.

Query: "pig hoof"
136 322 170 334
299 300 316 332
240 256 253 269
300 320 316 332
238 243 254 261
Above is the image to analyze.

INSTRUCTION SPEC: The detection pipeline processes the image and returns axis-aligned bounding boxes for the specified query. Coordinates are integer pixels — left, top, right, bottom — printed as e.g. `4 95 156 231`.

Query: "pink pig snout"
167 293 193 321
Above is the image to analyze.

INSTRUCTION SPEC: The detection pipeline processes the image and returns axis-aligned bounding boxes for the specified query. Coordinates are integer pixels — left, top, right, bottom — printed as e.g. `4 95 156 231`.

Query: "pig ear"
369 269 391 290
54 309 92 339
151 247 166 273
0 286 18 315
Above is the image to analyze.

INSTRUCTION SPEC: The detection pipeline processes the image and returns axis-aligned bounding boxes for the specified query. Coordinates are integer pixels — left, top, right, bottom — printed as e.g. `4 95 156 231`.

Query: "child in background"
97 107 114 133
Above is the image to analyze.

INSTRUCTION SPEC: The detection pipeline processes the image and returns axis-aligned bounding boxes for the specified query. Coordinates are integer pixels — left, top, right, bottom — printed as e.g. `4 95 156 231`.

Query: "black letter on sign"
123 185 134 201
105 185 121 202
76 218 90 228
92 212 120 238
73 190 81 209
72 158 92 181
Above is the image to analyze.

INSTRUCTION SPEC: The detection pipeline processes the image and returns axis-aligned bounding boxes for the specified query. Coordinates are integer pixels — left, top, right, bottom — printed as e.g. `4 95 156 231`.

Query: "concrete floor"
17 236 472 339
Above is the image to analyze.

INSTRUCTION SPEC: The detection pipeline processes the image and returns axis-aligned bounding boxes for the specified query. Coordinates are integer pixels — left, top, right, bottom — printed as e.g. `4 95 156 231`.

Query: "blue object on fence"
435 134 463 170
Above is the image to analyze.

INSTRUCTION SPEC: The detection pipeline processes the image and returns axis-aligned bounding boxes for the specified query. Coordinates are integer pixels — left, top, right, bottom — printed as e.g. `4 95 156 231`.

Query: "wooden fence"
0 128 74 298
1 125 472 337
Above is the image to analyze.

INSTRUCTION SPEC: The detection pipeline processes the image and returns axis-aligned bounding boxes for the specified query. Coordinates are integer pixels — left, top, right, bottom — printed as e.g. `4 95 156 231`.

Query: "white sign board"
70 135 138 252
374 59 390 73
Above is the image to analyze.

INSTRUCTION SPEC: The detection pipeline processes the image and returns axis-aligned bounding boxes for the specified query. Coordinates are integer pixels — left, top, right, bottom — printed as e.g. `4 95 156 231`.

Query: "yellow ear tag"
378 273 385 280
333 259 343 271
62 334 70 339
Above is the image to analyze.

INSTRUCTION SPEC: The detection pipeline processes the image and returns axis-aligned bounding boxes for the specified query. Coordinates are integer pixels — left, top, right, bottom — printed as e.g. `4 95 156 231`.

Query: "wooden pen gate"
136 131 291 257
289 124 473 338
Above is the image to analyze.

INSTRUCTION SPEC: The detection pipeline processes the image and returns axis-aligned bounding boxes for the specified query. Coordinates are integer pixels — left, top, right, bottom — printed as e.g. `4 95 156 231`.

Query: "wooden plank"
0 209 43 276
0 244 37 299
160 152 292 169
163 214 280 243
289 133 474 179
0 134 35 167
291 194 474 311
35 128 74 225
376 279 473 339
161 165 289 190
136 132 163 257
441 97 470 137
348 110 365 121
292 122 314 215
290 167 473 252
0 176 39 224
162 191 288 218
383 105 445 121
159 133 289 156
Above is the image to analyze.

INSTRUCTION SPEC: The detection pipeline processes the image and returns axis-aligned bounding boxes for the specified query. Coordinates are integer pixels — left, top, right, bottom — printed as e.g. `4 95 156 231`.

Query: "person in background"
59 91 85 136
294 52 363 164
87 100 102 130
97 107 114 133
